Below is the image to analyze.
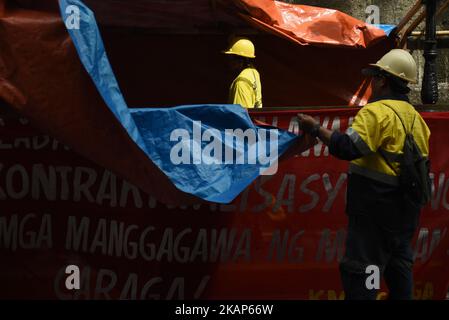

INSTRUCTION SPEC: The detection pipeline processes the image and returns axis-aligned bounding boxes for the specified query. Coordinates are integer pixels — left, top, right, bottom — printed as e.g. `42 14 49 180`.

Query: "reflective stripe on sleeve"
379 149 403 164
346 127 373 156
349 163 399 186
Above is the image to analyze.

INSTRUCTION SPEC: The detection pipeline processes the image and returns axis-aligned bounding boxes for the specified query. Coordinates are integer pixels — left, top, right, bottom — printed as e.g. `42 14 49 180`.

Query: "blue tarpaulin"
373 24 396 36
58 0 298 203
131 105 296 203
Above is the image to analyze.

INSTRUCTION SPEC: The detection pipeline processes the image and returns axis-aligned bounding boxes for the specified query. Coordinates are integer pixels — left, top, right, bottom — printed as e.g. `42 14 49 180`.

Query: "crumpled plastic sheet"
59 0 298 203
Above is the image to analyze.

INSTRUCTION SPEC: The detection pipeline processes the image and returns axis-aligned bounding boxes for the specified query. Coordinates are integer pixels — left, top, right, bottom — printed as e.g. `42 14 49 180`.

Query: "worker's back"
347 97 430 231
350 98 430 180
228 66 262 109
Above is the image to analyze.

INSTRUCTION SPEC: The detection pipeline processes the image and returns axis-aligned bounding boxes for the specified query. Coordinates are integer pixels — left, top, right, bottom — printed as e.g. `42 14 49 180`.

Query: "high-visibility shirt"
347 98 430 186
228 67 262 109
328 96 431 231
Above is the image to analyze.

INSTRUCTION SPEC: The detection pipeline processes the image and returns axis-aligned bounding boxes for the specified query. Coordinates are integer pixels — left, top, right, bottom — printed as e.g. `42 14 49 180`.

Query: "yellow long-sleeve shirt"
228 67 262 109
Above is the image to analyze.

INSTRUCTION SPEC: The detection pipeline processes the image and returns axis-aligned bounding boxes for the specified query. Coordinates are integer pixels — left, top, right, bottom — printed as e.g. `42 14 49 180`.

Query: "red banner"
0 108 448 300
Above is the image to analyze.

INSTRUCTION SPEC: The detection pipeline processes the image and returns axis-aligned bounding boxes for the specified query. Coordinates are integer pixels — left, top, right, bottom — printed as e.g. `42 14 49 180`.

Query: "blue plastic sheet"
131 105 296 203
373 24 396 36
58 0 298 203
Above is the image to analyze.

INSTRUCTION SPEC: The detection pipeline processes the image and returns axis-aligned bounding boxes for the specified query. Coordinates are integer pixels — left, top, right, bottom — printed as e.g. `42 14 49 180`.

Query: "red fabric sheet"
0 108 448 299
1 0 394 206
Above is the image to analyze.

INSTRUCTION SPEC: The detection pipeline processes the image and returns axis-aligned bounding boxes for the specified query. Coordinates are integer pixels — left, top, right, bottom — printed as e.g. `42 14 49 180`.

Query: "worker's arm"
297 113 363 161
229 80 253 109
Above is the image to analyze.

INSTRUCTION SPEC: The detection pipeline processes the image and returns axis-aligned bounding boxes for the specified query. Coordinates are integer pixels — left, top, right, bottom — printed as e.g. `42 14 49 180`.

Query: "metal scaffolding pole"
421 0 439 104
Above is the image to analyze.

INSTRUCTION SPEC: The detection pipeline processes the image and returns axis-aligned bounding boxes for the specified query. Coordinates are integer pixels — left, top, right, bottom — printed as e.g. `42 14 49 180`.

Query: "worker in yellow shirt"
224 37 262 109
297 49 431 300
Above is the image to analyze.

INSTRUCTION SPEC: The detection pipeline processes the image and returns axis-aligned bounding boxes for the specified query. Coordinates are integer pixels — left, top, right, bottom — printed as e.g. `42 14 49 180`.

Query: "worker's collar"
368 93 410 103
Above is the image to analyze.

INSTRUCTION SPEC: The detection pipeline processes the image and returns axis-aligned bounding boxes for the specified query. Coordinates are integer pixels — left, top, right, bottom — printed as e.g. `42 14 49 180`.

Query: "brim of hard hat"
361 66 382 77
223 50 256 58
363 63 417 83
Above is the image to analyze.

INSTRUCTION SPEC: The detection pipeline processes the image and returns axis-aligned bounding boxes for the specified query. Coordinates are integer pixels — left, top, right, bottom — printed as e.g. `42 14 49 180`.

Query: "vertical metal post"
421 0 439 104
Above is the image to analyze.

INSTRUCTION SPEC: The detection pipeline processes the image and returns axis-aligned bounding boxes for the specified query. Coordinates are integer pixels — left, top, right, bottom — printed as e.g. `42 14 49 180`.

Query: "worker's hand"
281 133 318 159
297 113 319 133
297 132 318 151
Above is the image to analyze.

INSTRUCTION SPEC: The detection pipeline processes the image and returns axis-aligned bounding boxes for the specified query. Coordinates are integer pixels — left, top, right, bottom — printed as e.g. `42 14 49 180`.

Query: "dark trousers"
339 214 415 300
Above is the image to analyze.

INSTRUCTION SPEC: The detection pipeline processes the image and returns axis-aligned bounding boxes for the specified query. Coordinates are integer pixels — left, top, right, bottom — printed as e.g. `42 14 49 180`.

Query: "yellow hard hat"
368 49 417 83
224 38 256 59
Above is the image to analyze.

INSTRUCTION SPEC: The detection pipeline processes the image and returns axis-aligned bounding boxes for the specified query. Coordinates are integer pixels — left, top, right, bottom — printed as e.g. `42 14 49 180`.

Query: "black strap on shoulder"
377 104 416 175
381 103 417 134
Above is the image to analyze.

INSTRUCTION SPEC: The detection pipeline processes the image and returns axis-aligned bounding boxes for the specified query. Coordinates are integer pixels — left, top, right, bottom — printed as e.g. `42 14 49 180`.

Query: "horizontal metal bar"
410 30 449 37
250 105 449 112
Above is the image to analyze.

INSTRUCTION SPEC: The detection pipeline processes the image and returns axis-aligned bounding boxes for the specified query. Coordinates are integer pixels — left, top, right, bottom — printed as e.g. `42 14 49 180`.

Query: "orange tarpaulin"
230 0 387 48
